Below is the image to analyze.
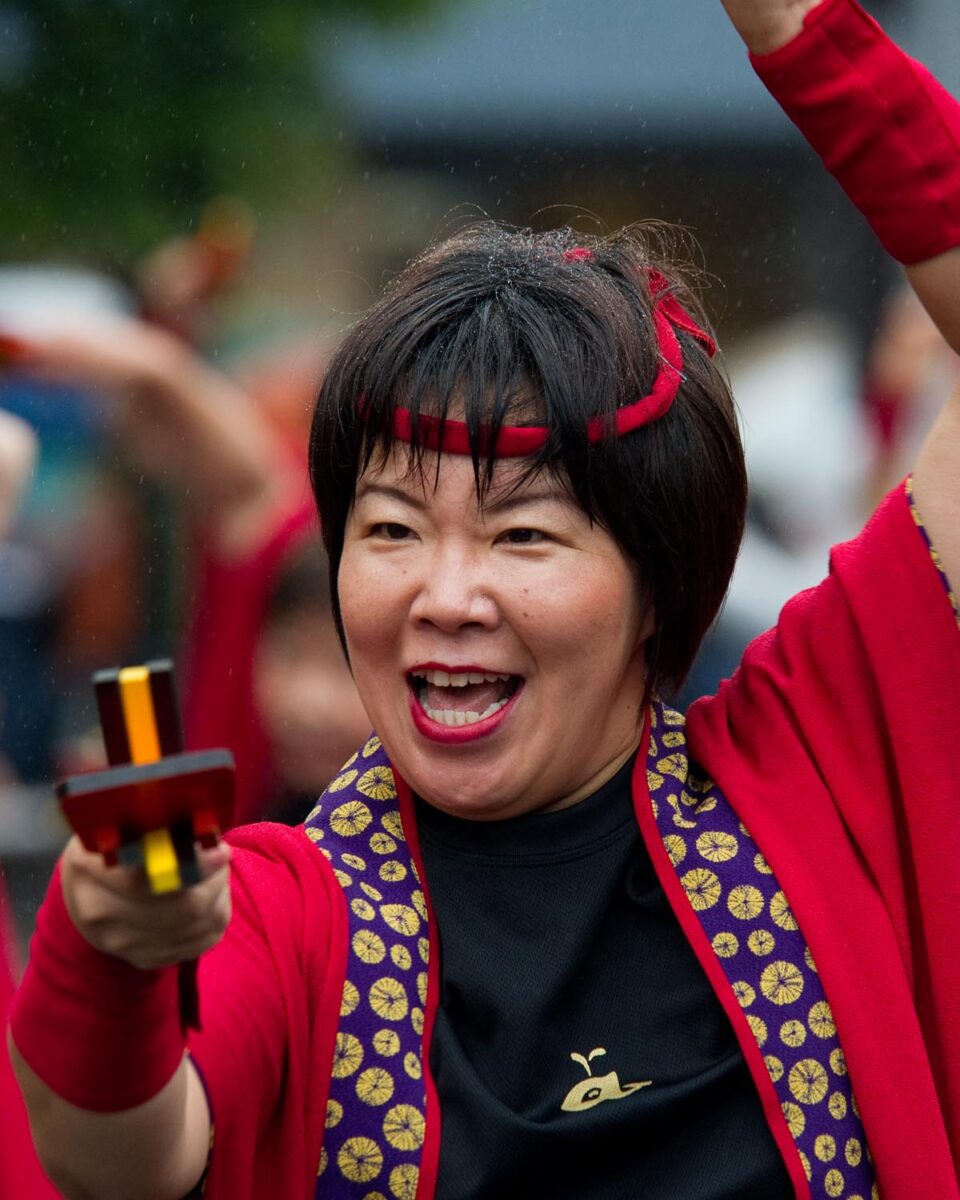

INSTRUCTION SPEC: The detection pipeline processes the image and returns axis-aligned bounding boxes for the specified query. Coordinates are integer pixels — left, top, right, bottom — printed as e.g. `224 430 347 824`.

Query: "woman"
9 0 960 1197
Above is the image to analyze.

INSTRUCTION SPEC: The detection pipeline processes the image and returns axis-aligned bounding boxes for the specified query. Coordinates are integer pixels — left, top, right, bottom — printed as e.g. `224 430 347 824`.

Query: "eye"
371 522 414 541
500 527 548 545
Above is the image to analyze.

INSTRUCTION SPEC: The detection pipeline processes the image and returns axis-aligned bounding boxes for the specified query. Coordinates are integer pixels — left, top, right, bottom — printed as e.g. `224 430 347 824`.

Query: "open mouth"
407 667 523 728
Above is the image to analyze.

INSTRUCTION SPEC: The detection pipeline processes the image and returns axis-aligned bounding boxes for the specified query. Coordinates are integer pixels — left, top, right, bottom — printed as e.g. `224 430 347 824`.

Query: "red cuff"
8 861 185 1112
751 0 960 264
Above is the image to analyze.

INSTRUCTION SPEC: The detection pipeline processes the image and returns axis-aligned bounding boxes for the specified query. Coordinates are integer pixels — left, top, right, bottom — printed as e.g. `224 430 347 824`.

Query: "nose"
408 542 500 634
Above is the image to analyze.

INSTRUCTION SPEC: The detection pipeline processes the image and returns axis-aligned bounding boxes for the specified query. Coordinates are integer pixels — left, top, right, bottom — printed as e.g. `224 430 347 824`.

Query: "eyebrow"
354 483 428 510
483 488 569 515
354 481 569 515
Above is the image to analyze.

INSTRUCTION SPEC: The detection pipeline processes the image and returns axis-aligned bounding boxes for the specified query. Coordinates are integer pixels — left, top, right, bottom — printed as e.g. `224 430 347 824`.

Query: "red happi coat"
185 483 960 1199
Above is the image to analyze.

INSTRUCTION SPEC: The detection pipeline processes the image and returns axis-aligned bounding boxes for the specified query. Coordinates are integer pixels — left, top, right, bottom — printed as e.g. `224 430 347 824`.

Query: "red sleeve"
181 496 316 825
187 842 292 1135
188 823 347 1199
688 481 960 1167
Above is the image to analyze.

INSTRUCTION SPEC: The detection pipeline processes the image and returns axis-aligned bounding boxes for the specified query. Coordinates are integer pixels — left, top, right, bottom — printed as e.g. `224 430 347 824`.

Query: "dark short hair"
309 222 746 699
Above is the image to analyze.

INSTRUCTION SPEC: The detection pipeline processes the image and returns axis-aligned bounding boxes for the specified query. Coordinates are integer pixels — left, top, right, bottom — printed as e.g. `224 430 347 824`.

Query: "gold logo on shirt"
560 1047 652 1112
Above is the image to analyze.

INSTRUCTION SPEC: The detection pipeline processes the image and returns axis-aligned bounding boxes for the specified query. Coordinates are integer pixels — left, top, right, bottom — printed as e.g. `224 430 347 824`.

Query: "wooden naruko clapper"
57 660 235 1029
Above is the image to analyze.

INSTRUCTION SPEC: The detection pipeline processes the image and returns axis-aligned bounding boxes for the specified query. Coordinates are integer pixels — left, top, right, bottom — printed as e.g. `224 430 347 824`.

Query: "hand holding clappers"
57 660 235 1029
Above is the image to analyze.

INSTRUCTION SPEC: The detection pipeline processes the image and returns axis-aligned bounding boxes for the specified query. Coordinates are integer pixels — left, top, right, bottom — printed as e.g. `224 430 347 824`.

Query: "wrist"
9 861 185 1112
723 0 826 56
750 0 960 265
747 0 848 62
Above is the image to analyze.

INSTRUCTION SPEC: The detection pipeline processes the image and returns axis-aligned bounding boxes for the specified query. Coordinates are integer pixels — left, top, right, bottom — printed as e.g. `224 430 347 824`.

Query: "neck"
539 733 643 815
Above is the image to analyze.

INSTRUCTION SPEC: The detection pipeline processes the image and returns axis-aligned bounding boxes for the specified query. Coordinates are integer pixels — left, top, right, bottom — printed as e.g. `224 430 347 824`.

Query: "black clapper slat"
145 661 203 1029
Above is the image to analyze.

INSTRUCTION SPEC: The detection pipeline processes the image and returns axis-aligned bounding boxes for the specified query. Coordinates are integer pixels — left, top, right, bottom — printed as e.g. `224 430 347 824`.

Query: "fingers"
195 840 232 878
123 873 233 970
65 835 230 890
61 835 233 970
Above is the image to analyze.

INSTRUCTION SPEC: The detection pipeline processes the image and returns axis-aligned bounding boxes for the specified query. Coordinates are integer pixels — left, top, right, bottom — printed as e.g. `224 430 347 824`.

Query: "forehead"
354 448 573 510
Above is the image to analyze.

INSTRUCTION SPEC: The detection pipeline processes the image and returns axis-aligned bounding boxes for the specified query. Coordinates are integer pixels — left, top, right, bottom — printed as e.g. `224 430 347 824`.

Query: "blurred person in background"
682 296 959 704
863 284 960 503
0 268 143 787
679 310 870 701
0 310 369 823
8 1 960 1198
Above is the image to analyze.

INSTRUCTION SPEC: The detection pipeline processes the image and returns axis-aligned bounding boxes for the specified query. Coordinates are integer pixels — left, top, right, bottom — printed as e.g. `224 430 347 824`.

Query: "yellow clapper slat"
118 666 182 893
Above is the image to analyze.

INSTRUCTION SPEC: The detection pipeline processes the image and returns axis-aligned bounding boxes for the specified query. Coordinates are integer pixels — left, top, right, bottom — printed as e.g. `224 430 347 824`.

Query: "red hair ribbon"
390 268 716 458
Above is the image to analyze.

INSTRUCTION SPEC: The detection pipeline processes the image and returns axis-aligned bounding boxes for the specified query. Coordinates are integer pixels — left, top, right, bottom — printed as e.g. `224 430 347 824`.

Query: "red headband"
388 259 717 458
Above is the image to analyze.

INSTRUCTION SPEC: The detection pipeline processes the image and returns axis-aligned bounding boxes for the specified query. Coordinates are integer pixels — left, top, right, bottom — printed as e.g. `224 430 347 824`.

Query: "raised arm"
721 0 960 586
2 316 299 558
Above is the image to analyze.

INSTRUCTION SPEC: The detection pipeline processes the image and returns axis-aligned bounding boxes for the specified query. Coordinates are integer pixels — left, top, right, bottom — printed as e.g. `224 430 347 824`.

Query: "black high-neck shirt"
416 755 793 1199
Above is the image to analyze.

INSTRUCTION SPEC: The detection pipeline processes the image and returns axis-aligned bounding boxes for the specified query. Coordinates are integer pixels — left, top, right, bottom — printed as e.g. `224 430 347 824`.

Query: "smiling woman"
313 227 743 824
8 2 960 1198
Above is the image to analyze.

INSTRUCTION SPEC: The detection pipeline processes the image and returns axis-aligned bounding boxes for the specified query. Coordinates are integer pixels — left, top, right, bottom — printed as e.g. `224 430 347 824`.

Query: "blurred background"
1 0 959 958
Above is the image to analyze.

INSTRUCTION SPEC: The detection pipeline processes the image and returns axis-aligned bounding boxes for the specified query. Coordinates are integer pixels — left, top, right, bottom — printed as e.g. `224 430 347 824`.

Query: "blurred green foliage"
0 0 434 266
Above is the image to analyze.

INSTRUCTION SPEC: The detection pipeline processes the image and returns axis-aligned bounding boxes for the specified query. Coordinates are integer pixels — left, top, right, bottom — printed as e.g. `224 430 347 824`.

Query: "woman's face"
338 451 653 820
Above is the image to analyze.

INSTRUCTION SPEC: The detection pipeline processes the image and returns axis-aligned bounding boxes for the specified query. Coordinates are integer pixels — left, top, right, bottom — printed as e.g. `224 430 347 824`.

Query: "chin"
409 758 525 820
420 791 516 820
374 704 537 817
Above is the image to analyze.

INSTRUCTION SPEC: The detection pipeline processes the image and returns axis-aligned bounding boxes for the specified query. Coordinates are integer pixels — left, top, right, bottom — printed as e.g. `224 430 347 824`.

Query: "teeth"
422 697 510 726
417 669 512 688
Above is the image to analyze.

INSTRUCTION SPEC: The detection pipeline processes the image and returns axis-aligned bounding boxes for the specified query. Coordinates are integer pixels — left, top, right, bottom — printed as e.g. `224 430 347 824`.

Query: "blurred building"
322 0 957 340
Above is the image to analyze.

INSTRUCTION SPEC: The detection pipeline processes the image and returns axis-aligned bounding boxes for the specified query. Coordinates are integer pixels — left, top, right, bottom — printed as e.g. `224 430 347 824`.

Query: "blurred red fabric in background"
1 872 60 1198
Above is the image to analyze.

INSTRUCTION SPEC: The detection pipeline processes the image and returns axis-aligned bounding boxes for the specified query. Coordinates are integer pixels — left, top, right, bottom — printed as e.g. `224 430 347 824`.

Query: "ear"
634 598 657 650
629 572 657 650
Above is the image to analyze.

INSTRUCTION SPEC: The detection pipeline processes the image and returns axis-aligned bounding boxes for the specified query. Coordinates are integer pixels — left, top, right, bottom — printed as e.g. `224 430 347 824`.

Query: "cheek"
520 566 644 669
337 552 367 640
338 552 405 668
